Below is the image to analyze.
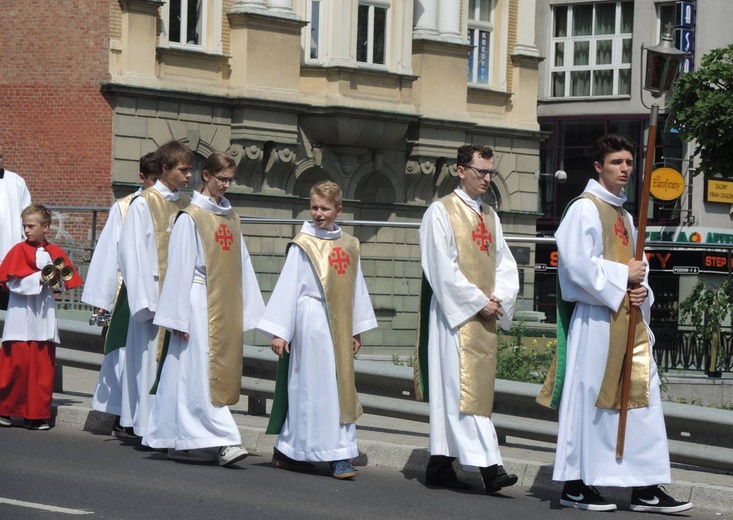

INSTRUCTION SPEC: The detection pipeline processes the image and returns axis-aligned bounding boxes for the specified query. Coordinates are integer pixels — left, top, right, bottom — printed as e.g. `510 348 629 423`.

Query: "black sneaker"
23 419 50 431
112 420 141 440
630 486 693 514
560 480 617 511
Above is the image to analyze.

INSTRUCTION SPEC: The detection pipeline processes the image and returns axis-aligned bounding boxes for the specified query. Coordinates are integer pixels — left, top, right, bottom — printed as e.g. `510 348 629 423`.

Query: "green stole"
415 192 498 417
537 193 650 410
267 230 361 434
102 192 144 354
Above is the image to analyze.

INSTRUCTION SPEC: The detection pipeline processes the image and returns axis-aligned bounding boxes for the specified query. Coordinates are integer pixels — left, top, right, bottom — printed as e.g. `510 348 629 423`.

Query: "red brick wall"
0 1 114 211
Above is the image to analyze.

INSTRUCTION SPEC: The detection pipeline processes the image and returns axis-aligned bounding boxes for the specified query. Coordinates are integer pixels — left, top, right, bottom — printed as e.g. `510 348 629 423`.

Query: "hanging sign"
650 167 685 201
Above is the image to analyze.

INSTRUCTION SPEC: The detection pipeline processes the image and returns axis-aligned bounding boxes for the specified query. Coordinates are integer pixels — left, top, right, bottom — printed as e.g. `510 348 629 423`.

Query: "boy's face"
310 194 342 231
161 161 192 189
595 150 633 196
23 215 50 244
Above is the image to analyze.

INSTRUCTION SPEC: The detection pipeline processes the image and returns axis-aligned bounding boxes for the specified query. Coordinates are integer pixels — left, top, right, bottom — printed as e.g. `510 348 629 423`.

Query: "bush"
496 323 557 384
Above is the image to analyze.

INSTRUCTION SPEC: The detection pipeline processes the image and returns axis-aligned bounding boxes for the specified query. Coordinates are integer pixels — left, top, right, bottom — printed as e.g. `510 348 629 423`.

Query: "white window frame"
356 0 390 67
550 1 633 99
161 0 222 54
467 0 494 86
306 0 323 63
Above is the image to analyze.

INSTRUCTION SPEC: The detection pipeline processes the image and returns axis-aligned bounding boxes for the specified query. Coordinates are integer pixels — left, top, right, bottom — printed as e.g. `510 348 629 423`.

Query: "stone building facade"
2 0 542 351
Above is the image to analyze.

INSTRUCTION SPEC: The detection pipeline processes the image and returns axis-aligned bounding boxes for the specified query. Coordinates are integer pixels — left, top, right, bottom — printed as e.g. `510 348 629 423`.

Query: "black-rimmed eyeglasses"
461 165 498 178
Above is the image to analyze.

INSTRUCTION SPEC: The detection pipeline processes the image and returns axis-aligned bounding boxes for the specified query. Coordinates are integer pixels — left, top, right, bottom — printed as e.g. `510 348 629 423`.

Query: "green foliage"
496 323 557 384
669 45 733 177
391 353 415 367
679 279 733 343
678 279 732 375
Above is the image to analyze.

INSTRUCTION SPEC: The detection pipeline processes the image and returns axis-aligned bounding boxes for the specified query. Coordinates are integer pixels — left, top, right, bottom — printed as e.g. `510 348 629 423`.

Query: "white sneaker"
218 445 249 467
167 448 218 463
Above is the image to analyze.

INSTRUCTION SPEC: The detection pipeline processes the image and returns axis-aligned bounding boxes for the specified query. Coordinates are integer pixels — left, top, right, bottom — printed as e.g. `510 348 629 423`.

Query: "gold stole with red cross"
138 188 192 359
184 204 244 406
441 193 498 417
291 231 362 424
582 193 650 410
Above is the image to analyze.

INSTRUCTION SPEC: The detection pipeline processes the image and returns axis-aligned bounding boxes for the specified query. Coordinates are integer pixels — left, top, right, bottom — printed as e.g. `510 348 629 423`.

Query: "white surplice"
257 221 378 462
2 247 58 343
0 169 31 263
117 181 180 437
83 190 141 416
143 191 265 450
419 188 519 469
553 179 670 487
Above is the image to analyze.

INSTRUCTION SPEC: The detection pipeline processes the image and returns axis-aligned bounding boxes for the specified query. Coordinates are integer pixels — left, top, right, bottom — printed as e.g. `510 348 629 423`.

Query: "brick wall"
0 1 114 213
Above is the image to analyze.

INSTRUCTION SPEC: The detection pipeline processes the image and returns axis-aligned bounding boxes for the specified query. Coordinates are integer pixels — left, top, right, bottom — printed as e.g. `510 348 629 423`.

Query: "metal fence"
44 206 733 373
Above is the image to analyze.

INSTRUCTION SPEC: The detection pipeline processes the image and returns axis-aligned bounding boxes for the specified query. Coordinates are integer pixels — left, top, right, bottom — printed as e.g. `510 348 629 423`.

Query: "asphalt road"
0 426 717 520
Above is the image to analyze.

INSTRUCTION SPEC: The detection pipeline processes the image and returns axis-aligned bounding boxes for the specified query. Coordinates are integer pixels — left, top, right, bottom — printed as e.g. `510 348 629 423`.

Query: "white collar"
300 220 341 240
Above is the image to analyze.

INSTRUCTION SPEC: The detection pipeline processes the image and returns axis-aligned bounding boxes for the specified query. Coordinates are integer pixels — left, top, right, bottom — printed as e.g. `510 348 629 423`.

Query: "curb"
52 403 732 515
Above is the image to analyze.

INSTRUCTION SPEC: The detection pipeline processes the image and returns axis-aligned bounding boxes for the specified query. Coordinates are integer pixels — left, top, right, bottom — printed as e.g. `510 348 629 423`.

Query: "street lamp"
617 23 685 460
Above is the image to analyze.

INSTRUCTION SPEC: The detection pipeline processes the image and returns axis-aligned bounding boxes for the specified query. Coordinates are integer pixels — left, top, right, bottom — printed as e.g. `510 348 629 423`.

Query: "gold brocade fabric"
582 193 650 410
441 193 498 417
113 193 137 300
138 188 191 360
292 232 362 425
185 205 244 406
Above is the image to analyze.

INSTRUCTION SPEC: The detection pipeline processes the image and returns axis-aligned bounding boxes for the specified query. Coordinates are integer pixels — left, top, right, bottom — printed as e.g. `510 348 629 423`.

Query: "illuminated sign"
535 244 732 274
706 179 733 203
650 167 685 201
646 226 733 244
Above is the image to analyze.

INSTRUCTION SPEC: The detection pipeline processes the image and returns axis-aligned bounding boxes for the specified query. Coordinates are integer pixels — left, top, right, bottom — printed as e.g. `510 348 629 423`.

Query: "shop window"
356 1 388 65
467 0 494 85
550 1 633 98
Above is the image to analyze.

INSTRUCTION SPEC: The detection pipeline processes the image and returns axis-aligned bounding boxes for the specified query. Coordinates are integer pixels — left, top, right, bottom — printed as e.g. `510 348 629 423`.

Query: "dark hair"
21 203 52 226
592 134 635 165
202 152 236 176
155 140 194 171
139 152 159 178
457 144 494 167
200 152 236 192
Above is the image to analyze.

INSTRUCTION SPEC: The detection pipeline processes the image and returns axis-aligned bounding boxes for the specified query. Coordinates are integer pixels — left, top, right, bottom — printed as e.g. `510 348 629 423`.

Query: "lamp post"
616 24 685 459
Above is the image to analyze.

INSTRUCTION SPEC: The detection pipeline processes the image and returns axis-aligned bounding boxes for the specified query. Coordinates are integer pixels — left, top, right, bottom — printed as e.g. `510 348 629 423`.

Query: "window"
309 0 322 61
167 0 203 47
658 3 675 40
357 2 388 65
467 0 493 85
161 0 222 54
550 2 633 98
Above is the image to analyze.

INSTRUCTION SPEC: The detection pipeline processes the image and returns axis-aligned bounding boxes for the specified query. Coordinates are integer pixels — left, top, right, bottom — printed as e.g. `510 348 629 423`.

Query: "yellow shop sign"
650 167 685 201
706 179 733 203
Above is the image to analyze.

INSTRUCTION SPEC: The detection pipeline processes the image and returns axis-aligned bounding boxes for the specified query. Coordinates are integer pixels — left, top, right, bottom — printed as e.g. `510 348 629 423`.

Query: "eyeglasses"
462 165 498 178
211 172 237 185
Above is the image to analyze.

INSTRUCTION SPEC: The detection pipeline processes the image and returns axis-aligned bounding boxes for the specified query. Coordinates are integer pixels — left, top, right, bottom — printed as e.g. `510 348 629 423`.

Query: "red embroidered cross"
472 223 492 252
614 216 629 246
328 247 350 275
215 224 234 251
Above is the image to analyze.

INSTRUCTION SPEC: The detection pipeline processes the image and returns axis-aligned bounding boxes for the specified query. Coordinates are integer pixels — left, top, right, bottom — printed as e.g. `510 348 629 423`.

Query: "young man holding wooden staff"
537 134 692 513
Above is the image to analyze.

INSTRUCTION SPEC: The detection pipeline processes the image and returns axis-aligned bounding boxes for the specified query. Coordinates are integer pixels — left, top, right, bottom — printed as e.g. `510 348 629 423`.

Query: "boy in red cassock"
0 204 82 430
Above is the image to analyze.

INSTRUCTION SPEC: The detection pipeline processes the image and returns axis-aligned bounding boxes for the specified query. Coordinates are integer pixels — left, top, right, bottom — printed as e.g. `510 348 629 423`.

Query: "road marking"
0 497 93 515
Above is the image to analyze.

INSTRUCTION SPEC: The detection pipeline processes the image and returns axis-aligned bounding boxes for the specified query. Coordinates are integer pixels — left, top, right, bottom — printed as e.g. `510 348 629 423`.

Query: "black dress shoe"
480 465 518 493
425 455 473 490
271 448 317 473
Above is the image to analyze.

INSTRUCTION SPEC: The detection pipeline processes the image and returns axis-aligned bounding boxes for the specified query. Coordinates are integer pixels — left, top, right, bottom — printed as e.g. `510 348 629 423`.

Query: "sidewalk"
53 366 733 515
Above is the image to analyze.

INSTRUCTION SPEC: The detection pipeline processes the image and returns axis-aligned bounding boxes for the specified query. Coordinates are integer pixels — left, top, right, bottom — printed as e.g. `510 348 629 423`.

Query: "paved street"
0 425 721 520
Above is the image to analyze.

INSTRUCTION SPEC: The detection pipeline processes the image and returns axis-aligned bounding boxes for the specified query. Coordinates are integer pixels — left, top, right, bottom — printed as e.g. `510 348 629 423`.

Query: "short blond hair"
21 204 52 226
310 180 342 208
